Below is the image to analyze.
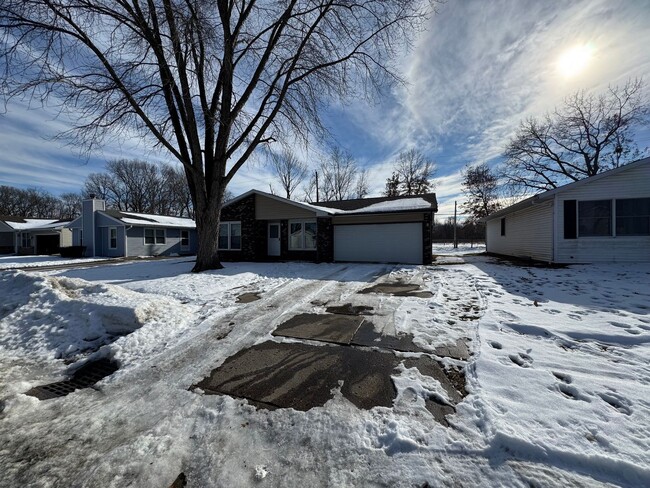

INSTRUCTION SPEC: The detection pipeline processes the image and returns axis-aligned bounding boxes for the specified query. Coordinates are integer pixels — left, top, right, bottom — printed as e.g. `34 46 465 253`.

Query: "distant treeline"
1 159 196 220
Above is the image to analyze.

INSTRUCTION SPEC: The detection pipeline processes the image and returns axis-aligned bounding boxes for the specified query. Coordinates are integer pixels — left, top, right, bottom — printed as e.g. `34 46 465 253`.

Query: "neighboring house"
67 197 197 257
0 217 72 255
220 190 437 264
484 157 650 263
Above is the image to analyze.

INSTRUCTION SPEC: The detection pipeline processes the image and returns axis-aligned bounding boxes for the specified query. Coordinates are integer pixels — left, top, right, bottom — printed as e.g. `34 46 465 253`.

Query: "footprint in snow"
509 353 533 368
557 383 590 402
489 341 502 350
552 371 572 384
598 392 632 415
567 314 583 321
625 329 642 335
609 321 631 329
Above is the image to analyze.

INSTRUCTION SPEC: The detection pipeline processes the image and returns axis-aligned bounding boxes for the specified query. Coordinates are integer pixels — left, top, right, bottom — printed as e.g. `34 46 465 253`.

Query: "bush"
59 246 86 258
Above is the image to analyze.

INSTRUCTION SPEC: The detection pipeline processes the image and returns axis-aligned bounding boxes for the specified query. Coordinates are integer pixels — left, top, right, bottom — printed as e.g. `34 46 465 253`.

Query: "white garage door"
334 223 423 264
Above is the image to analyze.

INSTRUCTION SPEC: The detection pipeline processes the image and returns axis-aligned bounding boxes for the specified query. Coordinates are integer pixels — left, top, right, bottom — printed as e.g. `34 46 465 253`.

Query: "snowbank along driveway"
0 256 649 487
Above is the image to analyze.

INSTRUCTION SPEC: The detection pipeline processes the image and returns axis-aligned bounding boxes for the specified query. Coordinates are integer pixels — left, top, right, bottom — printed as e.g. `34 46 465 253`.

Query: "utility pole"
453 200 458 249
315 171 319 202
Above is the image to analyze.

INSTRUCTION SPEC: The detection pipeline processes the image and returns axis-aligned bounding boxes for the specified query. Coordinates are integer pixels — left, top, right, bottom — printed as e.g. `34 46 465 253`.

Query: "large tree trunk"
191 177 226 273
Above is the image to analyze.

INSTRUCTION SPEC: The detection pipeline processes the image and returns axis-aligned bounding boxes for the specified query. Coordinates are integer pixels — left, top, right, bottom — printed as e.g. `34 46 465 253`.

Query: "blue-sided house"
67 197 197 258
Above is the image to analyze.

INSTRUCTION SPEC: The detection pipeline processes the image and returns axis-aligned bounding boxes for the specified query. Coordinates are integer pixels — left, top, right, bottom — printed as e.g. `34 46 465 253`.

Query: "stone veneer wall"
219 193 257 261
316 217 333 263
423 212 433 265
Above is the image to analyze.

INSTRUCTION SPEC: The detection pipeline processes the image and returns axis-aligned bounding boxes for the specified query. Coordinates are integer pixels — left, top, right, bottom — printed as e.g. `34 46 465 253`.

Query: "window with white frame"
578 200 612 237
145 228 165 244
109 227 118 249
289 220 317 250
21 233 31 248
218 222 241 250
616 198 650 236
180 229 190 248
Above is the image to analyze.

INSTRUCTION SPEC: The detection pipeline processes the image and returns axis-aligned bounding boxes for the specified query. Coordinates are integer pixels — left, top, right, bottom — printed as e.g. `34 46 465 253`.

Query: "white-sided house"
0 217 72 255
484 157 650 263
67 197 197 258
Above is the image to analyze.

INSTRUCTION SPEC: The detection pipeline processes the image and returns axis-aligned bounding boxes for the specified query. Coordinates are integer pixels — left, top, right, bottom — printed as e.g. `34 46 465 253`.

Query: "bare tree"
0 185 62 218
317 148 359 201
384 149 435 195
503 79 650 192
57 192 83 220
83 159 193 216
461 163 501 222
268 150 307 199
0 0 433 271
355 168 369 199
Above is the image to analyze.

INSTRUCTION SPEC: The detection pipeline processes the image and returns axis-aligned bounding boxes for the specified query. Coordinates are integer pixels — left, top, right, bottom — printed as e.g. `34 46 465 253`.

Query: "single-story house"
219 190 437 264
67 197 197 257
484 157 650 263
0 217 72 255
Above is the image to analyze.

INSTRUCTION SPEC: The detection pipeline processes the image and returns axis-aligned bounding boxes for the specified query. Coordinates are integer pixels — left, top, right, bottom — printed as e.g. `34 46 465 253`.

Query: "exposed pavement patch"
193 341 398 411
272 313 365 345
25 358 119 400
351 321 427 353
325 304 374 315
359 282 433 298
236 292 261 303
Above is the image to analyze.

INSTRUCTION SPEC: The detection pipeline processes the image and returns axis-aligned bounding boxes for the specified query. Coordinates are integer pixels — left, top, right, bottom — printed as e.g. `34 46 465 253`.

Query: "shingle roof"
315 193 438 212
101 210 195 228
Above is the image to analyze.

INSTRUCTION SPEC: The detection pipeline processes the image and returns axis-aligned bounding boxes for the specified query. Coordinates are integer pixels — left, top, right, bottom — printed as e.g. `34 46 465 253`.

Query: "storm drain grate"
26 358 119 400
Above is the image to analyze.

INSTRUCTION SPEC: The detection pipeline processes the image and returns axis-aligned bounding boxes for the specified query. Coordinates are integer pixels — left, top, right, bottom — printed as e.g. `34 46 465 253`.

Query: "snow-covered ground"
0 255 109 270
0 256 649 487
432 242 486 255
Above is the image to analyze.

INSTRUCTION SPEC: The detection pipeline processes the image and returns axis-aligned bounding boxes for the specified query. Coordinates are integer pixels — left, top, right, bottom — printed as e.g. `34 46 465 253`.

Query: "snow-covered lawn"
0 255 109 270
0 256 649 487
432 242 486 255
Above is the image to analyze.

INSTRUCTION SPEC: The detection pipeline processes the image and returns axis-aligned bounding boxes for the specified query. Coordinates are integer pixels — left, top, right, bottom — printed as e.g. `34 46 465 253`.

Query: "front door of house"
268 223 281 256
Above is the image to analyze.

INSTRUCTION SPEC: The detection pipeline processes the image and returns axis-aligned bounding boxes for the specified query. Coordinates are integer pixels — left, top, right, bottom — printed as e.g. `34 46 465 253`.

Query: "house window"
21 233 31 248
500 218 506 236
109 227 118 249
616 198 650 236
289 220 317 250
578 200 612 237
219 222 241 250
180 230 190 248
145 228 166 244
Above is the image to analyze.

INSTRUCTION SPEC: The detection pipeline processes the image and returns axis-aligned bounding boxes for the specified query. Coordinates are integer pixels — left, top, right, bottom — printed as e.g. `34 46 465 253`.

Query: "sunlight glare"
557 44 594 78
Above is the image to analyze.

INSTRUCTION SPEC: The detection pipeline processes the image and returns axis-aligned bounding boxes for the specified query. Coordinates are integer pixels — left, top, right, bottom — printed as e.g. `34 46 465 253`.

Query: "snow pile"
0 271 190 361
0 255 109 270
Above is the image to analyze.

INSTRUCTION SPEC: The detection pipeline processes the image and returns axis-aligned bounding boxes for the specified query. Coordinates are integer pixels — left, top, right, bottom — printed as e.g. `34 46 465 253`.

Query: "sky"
1 0 650 221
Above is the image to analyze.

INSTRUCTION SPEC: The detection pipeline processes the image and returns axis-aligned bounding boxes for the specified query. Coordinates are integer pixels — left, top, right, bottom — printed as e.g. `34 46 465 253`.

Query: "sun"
557 44 594 78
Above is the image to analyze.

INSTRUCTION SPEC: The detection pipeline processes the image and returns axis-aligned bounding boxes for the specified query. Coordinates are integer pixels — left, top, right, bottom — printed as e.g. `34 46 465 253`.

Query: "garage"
334 223 423 264
35 234 60 255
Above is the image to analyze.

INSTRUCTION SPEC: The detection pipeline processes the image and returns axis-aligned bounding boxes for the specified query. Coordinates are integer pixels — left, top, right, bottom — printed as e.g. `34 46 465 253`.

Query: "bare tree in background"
503 79 650 193
0 0 434 271
0 185 67 218
383 149 435 196
58 192 83 219
268 150 307 199
310 147 367 201
355 168 370 199
83 159 193 217
461 163 501 222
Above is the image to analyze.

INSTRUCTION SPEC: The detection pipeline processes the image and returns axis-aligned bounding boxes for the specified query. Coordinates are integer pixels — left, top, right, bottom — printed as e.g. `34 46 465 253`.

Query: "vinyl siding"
486 202 553 261
255 194 316 219
554 162 650 263
126 226 197 257
95 226 126 257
